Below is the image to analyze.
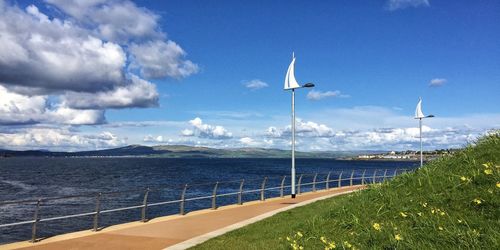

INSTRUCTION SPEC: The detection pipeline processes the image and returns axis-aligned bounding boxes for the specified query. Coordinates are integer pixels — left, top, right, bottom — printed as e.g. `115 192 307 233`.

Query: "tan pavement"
1 185 365 250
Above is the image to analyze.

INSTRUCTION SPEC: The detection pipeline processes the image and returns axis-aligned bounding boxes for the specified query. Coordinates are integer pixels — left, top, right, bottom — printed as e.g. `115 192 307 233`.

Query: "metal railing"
0 168 411 243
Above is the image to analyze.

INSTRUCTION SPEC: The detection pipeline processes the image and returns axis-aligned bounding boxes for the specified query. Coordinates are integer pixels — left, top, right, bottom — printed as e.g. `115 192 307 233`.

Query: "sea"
0 157 417 244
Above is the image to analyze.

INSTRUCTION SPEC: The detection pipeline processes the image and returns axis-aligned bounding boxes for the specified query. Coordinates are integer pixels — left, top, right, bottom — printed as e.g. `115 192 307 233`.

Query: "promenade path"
2 185 365 250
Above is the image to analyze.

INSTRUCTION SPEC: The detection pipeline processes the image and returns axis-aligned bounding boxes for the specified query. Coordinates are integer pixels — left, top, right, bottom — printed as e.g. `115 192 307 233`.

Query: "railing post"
383 169 388 182
361 169 366 185
238 179 245 205
211 182 219 210
297 174 303 195
93 193 102 231
372 169 377 184
338 171 343 188
326 171 331 190
350 170 355 186
30 199 41 243
141 188 150 222
312 173 318 192
179 184 188 215
279 176 286 198
393 168 398 177
260 177 268 201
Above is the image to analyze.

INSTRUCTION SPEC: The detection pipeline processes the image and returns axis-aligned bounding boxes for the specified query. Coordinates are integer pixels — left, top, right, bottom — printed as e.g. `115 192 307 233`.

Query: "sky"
0 0 499 152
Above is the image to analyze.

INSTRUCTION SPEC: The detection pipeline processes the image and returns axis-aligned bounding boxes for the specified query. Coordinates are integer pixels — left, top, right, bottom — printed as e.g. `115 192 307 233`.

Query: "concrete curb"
164 188 362 250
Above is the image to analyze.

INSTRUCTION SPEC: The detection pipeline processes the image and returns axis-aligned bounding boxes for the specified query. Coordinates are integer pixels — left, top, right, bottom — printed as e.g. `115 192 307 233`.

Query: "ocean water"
0 157 417 243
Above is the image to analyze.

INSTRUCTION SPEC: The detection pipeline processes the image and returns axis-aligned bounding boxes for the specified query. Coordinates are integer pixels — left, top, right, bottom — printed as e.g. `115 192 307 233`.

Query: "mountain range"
0 145 385 158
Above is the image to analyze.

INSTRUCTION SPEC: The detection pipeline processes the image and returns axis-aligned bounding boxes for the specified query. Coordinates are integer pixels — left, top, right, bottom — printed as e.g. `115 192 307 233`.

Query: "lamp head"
426 115 435 118
302 83 315 88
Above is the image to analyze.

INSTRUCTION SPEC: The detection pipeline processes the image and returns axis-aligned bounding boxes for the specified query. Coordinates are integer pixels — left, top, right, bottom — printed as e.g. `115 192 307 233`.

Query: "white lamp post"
284 53 314 198
414 97 434 167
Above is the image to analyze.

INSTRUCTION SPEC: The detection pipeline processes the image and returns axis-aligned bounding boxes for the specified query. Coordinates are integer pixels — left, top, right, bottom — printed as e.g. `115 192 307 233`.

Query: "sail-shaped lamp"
284 53 314 198
414 97 434 167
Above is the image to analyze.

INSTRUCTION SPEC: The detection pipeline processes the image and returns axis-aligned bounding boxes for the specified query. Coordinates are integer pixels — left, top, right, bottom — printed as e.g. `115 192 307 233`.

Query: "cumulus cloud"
0 4 126 92
267 119 334 138
0 0 197 127
187 117 233 139
386 0 430 11
328 125 481 151
307 90 349 100
429 78 447 87
238 137 274 147
181 129 195 137
0 85 105 125
0 127 125 151
61 75 158 109
46 0 161 42
243 79 269 90
129 41 199 79
143 135 164 143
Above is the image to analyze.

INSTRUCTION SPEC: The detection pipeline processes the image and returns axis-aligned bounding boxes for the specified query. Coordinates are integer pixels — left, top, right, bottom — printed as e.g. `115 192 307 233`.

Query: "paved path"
2 185 365 250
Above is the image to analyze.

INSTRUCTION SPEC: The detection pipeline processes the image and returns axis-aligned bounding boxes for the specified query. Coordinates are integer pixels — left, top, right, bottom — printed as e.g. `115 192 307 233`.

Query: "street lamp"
414 97 434 167
284 53 314 198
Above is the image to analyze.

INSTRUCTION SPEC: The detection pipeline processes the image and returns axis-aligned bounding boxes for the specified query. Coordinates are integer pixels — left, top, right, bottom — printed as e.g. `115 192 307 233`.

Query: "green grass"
192 133 500 249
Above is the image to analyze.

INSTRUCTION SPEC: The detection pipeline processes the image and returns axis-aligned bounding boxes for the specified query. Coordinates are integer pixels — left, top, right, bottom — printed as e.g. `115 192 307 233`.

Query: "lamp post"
284 53 314 198
414 97 434 167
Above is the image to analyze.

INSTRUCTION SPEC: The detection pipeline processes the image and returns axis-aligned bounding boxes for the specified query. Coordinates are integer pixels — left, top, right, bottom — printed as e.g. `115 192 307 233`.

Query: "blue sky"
0 0 499 151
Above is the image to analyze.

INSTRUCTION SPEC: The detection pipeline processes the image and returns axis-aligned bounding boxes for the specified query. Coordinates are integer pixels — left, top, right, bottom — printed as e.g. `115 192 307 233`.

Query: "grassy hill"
192 132 500 249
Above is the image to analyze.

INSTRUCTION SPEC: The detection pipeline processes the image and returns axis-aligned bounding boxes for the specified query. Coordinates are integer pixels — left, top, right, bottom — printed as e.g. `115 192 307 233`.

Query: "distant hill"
0 145 385 158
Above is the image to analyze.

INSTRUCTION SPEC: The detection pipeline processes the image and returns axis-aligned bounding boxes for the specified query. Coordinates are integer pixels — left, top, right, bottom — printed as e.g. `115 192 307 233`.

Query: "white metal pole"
291 89 296 198
419 118 423 167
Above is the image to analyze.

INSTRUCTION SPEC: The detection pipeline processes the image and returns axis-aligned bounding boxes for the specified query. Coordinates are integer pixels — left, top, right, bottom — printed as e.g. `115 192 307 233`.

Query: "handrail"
0 168 412 243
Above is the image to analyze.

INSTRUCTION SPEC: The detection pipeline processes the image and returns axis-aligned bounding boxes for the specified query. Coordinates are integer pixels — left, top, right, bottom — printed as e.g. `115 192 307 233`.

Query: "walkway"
2 185 365 250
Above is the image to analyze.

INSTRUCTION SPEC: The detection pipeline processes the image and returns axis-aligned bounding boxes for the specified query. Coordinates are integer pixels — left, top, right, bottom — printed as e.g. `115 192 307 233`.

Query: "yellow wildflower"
286 236 291 241
422 202 428 208
482 163 491 168
328 242 336 249
372 223 382 231
431 208 435 214
296 231 303 238
394 234 402 241
473 198 482 205
484 169 493 175
438 226 444 231
460 176 467 181
400 212 408 218
496 182 500 188
440 211 446 216
417 212 422 216
343 241 352 248
458 219 463 223
320 236 328 244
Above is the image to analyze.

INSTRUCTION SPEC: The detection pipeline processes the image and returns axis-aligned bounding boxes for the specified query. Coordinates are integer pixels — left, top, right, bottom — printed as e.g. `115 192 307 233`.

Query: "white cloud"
46 0 161 42
307 90 349 100
0 127 125 151
143 134 164 143
129 41 199 79
181 129 195 137
187 117 233 139
243 79 269 90
0 0 198 126
0 85 105 125
0 4 126 92
386 0 430 11
429 78 447 87
239 137 256 146
267 119 334 138
62 75 159 109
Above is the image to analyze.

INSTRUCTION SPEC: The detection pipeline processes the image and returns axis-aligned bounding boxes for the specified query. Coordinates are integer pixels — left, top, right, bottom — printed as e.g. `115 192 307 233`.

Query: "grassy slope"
192 134 500 249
